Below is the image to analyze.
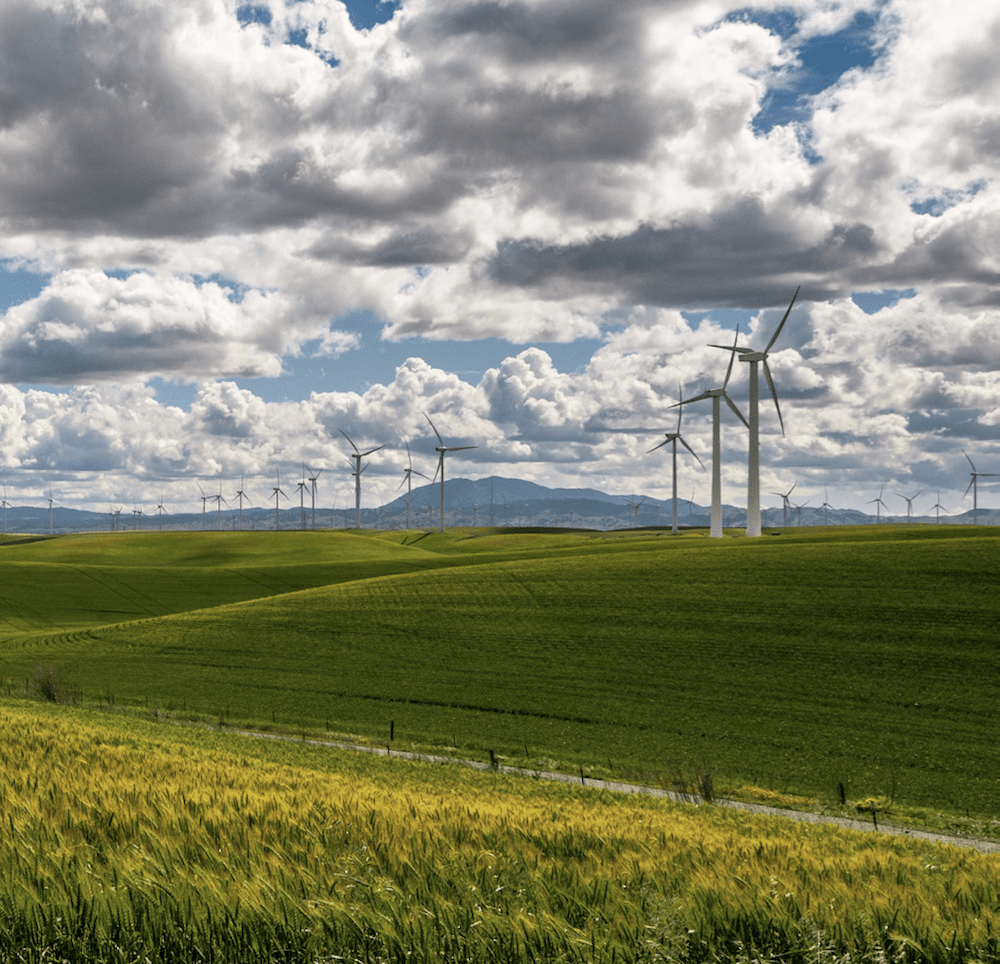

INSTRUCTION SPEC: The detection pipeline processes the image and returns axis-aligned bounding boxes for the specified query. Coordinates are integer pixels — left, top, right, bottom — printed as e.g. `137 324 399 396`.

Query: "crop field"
0 526 998 823
1 701 997 963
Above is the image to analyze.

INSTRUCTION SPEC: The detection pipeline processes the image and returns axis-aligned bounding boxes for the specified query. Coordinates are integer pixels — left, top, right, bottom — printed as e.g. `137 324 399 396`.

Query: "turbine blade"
765 286 800 353
723 323 740 389
679 436 704 470
676 383 684 433
339 428 359 454
962 448 976 473
762 360 784 435
723 393 749 429
444 445 478 452
647 438 670 453
424 412 444 446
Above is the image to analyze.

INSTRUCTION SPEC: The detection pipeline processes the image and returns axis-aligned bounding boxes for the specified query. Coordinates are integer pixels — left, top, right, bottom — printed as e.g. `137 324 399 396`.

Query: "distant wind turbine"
772 482 796 528
928 491 946 524
424 413 477 533
271 470 288 531
155 495 166 531
820 488 834 526
714 287 799 538
1 486 10 535
211 477 228 531
296 466 309 529
791 497 809 526
340 430 384 529
962 449 999 525
47 488 55 534
398 442 430 529
898 489 922 523
649 385 705 534
196 482 209 529
867 484 888 523
307 465 323 529
675 326 748 538
234 474 252 530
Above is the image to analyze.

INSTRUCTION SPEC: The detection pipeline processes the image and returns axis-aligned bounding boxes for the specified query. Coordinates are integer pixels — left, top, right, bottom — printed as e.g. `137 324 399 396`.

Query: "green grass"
1 526 997 823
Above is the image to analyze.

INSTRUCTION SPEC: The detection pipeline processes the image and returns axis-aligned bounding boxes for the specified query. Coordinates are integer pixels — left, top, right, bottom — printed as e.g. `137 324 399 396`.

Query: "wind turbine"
340 430 384 529
1 486 10 535
928 491 946 524
271 470 287 531
713 287 799 538
648 385 705 535
211 478 228 531
962 450 999 525
196 482 209 529
234 473 252 530
296 466 309 529
47 488 55 534
771 482 796 528
820 488 834 526
306 465 323 529
675 326 748 538
424 413 477 533
625 495 646 528
898 489 922 523
867 484 888 523
155 495 166 531
398 442 430 529
791 497 810 526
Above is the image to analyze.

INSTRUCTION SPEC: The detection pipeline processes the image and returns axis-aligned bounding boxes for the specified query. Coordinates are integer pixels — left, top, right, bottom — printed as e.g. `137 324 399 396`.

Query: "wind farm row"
3 290 997 536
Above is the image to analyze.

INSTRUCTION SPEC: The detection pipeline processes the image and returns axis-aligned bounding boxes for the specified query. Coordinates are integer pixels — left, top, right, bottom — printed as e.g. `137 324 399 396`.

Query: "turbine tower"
962 449 999 525
155 495 166 531
1 486 10 535
649 385 705 535
211 477 228 531
47 488 55 535
898 489 922 523
714 287 799 538
675 327 748 539
424 413 477 533
196 482 209 529
929 491 946 523
296 466 309 529
398 442 429 529
340 430 384 529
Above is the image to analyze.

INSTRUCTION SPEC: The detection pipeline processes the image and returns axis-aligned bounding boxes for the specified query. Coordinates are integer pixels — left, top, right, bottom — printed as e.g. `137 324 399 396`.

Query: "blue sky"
0 0 997 517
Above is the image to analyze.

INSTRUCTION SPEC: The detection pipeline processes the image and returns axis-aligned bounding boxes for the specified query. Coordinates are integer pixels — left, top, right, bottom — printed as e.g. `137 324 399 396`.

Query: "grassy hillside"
1 700 997 963
1 526 997 820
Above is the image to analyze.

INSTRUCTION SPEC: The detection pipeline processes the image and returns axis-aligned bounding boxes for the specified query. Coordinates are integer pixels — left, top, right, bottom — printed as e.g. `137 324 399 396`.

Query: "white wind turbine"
340 430 384 529
155 495 166 531
398 442 430 529
675 327 749 539
898 489 922 523
307 465 323 529
928 491 947 523
713 287 799 538
962 449 999 525
625 494 646 528
234 473 252 530
772 482 796 528
47 487 56 534
648 385 705 535
820 488 834 526
196 482 209 529
296 465 309 529
211 477 228 531
867 484 888 523
1 486 10 535
271 469 287 531
791 497 810 526
424 413 477 533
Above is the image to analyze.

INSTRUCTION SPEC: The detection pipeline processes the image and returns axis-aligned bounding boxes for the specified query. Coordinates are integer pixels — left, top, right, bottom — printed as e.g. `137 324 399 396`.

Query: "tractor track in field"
228 726 1000 855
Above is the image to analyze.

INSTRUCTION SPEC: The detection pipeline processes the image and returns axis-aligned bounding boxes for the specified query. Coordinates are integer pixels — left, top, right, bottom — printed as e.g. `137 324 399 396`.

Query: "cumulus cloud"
0 0 997 514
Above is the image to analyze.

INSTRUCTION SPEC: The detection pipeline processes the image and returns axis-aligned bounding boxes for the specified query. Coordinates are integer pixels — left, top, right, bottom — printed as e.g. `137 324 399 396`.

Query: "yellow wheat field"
0 701 997 962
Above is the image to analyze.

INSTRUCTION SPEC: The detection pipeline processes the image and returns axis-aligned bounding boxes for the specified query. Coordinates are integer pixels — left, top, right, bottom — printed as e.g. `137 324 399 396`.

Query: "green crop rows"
1 525 998 820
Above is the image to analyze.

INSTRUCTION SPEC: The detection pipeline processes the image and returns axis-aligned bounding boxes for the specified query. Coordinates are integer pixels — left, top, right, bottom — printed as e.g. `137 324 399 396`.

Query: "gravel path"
233 727 1000 855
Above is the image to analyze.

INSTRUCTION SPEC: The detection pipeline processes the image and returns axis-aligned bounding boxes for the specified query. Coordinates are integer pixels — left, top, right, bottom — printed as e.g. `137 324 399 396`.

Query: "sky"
0 0 998 518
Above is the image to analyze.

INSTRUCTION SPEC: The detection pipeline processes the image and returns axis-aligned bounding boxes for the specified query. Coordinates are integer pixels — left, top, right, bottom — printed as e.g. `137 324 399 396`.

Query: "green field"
1 525 997 824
